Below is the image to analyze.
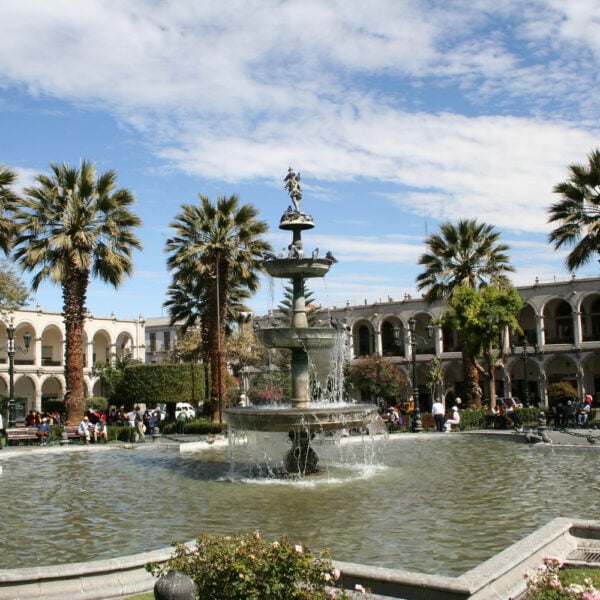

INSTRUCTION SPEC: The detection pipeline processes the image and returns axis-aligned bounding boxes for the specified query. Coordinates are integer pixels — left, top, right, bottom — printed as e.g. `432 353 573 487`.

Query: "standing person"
505 398 522 431
431 398 445 432
0 410 3 450
177 406 188 434
134 406 145 442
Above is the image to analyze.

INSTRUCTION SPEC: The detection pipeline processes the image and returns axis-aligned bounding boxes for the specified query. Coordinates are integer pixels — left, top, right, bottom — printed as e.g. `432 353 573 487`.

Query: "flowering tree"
345 354 407 404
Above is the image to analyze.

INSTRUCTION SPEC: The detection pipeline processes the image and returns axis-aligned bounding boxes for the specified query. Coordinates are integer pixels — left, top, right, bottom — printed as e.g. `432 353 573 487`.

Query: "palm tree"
0 166 20 254
12 161 142 424
165 194 271 422
416 219 514 407
548 149 600 272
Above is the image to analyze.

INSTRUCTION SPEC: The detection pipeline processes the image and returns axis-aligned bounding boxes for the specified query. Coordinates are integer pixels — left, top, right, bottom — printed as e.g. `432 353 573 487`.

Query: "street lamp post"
511 338 539 407
2 320 31 426
393 318 433 433
408 318 429 432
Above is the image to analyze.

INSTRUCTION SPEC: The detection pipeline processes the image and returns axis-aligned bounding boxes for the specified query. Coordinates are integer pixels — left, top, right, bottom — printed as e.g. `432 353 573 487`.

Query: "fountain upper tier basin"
256 327 340 349
224 404 378 432
262 257 333 279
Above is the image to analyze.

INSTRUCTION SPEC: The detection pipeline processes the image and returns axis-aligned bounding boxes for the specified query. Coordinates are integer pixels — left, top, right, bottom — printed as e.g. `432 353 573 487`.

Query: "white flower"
295 544 303 554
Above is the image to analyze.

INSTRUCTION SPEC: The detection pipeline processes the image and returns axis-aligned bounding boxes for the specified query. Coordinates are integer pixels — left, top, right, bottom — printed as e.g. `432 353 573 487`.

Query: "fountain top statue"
280 166 314 230
283 166 302 210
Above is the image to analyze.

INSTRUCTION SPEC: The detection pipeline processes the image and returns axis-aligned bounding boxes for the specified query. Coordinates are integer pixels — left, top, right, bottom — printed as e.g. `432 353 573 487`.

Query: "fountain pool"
1 435 598 577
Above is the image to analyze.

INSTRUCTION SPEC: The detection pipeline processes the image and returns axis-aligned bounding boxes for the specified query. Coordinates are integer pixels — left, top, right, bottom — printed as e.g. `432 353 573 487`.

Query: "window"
149 332 156 352
164 331 171 352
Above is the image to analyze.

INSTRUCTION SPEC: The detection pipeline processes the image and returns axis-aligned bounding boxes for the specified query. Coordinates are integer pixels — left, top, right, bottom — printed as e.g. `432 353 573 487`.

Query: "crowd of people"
547 394 592 428
385 392 595 434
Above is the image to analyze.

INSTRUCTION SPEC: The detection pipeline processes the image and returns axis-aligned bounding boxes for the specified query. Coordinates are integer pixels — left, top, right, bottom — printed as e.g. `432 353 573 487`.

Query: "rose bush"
147 531 353 600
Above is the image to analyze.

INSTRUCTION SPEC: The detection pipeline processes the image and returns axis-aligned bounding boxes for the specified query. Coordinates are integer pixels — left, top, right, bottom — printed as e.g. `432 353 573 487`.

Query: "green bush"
160 419 226 436
119 363 205 407
147 531 350 600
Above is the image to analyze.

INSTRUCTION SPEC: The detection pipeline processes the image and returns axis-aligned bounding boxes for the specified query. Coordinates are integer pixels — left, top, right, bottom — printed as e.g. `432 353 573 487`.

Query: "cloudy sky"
1 0 599 320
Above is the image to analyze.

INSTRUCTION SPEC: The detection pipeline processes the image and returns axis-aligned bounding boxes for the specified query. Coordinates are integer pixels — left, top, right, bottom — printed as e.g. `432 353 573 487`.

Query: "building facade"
3 277 599 415
144 317 177 363
0 308 146 415
327 276 600 407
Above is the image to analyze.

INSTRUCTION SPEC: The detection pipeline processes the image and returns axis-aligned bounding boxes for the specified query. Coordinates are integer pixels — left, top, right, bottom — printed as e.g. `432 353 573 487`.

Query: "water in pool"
0 435 597 577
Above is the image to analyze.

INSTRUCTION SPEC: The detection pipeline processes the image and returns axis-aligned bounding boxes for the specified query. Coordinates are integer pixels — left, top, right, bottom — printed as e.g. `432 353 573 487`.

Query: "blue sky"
1 0 599 320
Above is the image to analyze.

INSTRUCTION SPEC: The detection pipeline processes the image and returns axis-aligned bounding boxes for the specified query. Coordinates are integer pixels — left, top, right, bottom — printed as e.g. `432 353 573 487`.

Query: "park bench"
6 427 41 445
63 425 82 441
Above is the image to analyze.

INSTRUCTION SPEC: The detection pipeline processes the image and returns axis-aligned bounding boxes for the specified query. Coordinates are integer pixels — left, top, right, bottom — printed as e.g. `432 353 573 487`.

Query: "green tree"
426 357 444 403
277 282 319 326
0 166 20 255
164 195 272 422
0 260 30 316
12 161 142 424
548 149 600 272
94 350 142 402
441 284 523 408
417 219 515 407
345 354 407 406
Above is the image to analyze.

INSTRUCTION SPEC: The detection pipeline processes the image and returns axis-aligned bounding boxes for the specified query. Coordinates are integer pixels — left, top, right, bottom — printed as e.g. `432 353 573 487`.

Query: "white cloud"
2 0 600 317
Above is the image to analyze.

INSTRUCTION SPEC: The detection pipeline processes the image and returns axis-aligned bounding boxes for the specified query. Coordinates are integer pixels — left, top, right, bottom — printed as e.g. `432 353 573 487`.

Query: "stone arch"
440 361 464 405
581 293 600 342
41 375 65 407
581 351 600 403
116 331 134 359
507 352 542 405
92 329 111 365
412 312 435 355
441 322 459 353
380 315 403 357
544 353 579 390
39 323 64 367
15 374 37 414
516 302 538 345
543 299 574 345
352 320 374 358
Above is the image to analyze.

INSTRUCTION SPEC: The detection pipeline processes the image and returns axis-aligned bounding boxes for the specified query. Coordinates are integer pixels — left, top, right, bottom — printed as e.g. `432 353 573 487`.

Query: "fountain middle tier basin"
256 327 342 349
262 257 333 279
224 404 378 432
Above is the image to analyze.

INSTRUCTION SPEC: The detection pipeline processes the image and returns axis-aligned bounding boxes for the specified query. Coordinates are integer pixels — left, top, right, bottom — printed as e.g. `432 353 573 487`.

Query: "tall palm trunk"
63 266 88 423
463 350 482 408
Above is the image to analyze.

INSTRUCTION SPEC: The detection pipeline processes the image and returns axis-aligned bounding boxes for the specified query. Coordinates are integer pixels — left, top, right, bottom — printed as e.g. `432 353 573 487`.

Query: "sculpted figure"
283 167 302 212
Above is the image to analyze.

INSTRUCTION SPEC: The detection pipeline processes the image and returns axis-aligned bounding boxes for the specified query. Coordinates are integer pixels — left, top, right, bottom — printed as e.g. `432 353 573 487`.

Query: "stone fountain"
224 168 378 475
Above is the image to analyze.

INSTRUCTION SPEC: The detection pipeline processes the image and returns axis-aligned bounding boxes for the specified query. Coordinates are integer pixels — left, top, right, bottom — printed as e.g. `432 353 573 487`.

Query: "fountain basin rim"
224 404 378 432
255 326 342 349
262 258 333 279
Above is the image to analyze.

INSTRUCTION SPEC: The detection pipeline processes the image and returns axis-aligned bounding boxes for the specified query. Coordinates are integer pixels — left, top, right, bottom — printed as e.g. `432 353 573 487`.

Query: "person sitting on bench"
445 405 461 432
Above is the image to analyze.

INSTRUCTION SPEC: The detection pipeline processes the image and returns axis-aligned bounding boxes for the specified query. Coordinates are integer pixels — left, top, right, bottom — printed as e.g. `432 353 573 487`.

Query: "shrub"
147 531 351 600
523 556 600 599
159 419 226 436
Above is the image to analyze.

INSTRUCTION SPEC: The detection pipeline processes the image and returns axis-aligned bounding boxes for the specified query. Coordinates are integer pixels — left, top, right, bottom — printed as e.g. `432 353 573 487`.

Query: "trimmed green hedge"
118 363 206 407
160 419 226 435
